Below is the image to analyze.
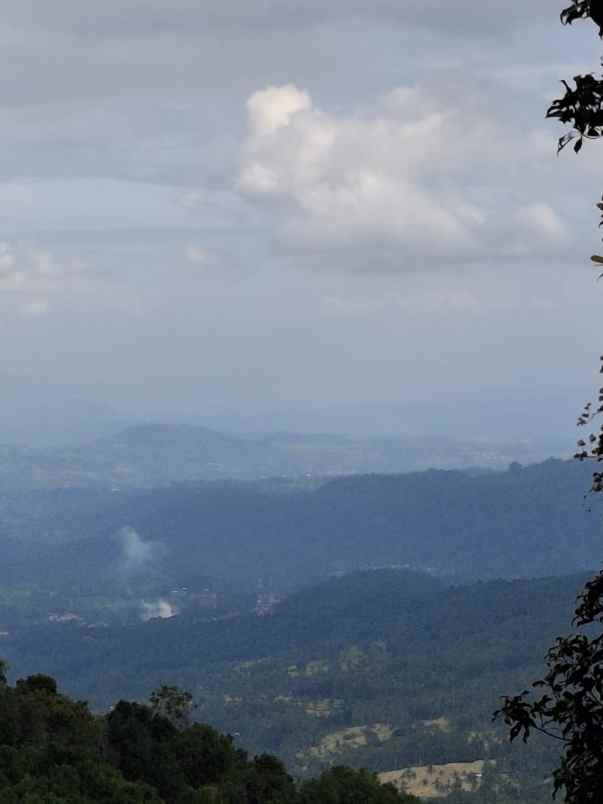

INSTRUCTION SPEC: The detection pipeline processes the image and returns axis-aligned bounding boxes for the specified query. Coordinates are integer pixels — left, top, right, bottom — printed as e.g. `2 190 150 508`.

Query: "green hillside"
0 664 419 803
1 459 598 605
3 569 586 800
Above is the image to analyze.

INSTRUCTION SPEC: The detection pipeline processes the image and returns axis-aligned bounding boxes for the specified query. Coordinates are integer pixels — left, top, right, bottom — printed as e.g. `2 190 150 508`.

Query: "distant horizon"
0 0 599 453
0 369 592 442
0 371 581 449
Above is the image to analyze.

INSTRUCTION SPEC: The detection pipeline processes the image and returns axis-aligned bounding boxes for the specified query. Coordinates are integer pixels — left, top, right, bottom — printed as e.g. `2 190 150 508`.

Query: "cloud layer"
0 0 598 438
0 0 557 36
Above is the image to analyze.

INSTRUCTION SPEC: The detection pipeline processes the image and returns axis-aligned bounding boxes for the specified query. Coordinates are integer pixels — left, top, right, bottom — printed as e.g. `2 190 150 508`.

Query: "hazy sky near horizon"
1 1 602 436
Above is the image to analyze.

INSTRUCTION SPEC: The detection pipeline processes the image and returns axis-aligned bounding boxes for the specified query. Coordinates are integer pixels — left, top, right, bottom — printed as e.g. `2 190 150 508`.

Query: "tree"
298 766 420 804
497 3 603 803
16 673 58 696
0 674 161 803
497 577 603 802
547 1 603 153
149 684 195 730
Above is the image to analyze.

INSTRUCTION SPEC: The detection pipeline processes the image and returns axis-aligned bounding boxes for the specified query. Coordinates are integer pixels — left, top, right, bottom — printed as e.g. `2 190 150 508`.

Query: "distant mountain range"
0 375 579 447
0 422 568 491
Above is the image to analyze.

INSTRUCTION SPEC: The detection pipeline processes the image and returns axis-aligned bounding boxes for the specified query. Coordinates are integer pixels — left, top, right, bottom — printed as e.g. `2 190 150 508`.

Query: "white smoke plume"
140 598 178 622
114 526 166 579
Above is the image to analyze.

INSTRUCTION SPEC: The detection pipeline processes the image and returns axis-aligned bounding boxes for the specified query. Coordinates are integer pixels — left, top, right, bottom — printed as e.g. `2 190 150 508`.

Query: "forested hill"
0 668 419 803
3 569 588 797
3 458 598 593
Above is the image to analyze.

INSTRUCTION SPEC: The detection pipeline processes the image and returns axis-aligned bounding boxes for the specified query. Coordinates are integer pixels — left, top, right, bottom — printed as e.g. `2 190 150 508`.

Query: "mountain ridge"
0 421 568 491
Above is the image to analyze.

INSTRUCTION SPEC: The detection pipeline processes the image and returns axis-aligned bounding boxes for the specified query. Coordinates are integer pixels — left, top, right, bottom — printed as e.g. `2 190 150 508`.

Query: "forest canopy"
0 669 419 804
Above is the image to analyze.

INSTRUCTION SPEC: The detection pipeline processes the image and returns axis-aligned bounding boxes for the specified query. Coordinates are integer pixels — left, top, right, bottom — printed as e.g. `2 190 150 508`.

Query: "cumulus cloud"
239 83 572 270
246 84 311 137
0 0 592 431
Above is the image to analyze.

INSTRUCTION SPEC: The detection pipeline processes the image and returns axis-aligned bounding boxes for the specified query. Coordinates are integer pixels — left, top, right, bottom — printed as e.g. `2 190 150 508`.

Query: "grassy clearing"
379 760 486 799
298 723 394 762
288 659 330 678
422 717 451 732
304 699 344 718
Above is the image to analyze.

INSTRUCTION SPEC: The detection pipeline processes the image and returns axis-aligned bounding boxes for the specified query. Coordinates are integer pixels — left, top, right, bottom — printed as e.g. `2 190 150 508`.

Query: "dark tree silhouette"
497 576 603 801
497 3 603 803
548 1 603 152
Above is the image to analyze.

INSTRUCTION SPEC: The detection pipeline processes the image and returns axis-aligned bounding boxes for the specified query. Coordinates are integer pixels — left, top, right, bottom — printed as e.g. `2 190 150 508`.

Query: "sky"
1 0 602 441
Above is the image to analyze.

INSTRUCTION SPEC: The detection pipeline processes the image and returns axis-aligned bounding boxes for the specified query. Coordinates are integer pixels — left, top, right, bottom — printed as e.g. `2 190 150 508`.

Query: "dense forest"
1 459 599 801
0 459 597 606
0 663 420 803
2 568 587 798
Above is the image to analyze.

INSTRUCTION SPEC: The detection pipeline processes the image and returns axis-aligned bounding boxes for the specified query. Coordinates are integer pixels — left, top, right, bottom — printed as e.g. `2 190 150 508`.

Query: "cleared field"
379 760 486 799
288 659 330 678
298 724 394 762
422 717 451 732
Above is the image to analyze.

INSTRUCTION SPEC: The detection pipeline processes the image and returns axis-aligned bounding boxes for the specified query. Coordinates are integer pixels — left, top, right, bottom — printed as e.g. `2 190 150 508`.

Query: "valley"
0 450 598 803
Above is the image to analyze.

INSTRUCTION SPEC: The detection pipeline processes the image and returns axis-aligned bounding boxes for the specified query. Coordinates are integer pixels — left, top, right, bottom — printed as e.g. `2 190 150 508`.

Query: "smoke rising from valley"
114 526 166 580
140 598 178 622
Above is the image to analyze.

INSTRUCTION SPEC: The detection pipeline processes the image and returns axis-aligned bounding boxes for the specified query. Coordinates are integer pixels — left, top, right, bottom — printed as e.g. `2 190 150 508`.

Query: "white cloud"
516 202 569 244
185 244 210 265
19 298 50 318
0 241 111 316
239 83 574 271
246 84 311 136
0 242 89 291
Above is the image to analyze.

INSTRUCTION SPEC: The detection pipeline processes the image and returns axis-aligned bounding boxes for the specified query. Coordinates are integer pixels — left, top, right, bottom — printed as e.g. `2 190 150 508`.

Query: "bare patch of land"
379 760 486 799
298 724 394 762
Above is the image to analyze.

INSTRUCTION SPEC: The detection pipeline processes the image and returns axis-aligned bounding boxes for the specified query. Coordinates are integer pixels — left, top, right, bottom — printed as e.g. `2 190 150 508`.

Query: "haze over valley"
1 0 603 801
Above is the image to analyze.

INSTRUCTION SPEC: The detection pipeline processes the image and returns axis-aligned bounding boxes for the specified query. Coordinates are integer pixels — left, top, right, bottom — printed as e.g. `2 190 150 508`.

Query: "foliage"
575 196 603 483
560 0 603 35
548 1 603 152
1 459 596 607
149 684 195 729
0 671 161 802
496 573 603 802
5 568 581 796
497 6 603 804
298 766 417 804
0 671 419 803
